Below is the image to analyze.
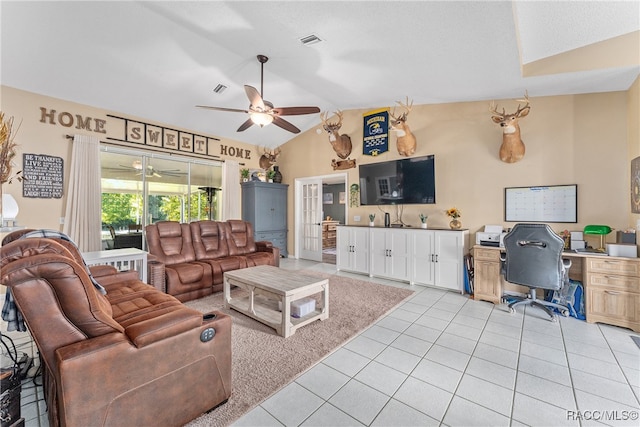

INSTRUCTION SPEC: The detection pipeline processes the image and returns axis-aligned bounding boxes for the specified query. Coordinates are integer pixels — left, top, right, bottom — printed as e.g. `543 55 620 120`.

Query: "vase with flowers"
446 207 462 229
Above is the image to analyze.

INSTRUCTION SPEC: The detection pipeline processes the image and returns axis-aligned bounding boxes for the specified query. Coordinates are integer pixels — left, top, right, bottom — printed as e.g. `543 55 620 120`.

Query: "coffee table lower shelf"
229 295 326 333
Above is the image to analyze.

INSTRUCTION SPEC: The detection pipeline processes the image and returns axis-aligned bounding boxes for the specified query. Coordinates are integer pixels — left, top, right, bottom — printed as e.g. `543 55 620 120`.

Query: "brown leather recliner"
145 221 214 302
0 237 232 427
224 219 280 267
147 220 280 300
190 220 246 293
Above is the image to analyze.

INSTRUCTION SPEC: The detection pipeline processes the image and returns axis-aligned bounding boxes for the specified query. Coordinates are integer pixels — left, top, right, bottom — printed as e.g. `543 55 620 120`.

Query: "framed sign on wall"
22 153 64 198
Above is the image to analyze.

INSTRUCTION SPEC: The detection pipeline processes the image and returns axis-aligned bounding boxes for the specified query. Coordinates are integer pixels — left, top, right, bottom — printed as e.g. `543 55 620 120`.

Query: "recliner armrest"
124 309 203 348
256 240 273 249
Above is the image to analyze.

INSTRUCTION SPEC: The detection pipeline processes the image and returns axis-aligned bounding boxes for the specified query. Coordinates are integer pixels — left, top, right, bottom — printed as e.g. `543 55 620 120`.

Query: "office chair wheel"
509 307 515 314
561 309 569 317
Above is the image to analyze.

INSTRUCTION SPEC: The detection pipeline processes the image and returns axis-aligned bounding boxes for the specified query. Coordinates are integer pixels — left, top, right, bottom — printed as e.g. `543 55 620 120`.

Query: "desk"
83 248 148 283
472 245 640 332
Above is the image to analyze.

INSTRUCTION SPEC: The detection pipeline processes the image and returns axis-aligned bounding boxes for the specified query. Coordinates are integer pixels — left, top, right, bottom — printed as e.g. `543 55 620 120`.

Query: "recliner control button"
200 328 215 342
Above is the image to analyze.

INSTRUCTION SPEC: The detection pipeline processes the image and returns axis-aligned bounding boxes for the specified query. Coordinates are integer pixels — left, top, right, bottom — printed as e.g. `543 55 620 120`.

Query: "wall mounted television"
359 155 435 205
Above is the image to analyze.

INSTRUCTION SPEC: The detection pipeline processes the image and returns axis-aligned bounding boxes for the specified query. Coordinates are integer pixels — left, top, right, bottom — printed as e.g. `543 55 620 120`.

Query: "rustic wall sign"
22 153 64 198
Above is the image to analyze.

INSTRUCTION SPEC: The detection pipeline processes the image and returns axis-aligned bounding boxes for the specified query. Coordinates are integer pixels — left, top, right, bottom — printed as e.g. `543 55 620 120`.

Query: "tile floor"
5 258 640 427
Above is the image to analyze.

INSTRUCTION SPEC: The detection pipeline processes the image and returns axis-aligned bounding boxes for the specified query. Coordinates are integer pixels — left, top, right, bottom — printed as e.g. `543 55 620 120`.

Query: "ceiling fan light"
132 160 143 170
250 112 274 127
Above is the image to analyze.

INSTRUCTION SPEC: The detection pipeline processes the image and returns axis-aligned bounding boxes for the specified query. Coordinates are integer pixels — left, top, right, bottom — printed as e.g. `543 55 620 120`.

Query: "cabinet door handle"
605 290 621 295
430 254 434 262
435 254 439 263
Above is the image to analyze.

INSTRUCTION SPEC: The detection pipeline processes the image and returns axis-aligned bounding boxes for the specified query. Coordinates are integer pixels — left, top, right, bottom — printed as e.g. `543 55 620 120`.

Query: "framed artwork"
339 191 346 204
323 193 333 204
632 156 640 213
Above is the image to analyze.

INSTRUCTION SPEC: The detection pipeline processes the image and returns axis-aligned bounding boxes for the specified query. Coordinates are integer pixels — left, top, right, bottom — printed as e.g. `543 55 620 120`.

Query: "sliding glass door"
100 147 222 250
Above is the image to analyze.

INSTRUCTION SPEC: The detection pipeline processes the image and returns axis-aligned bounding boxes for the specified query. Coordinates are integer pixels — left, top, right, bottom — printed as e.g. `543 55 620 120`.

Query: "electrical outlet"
59 217 65 224
354 215 361 222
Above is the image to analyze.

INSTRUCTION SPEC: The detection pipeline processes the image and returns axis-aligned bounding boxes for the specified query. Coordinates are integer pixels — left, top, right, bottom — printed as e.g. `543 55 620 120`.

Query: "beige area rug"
184 270 414 427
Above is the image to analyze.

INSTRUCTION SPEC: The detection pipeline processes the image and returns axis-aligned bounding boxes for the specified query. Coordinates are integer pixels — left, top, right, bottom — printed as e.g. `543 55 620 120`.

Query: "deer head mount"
389 97 417 157
320 110 352 160
258 146 281 170
490 92 530 163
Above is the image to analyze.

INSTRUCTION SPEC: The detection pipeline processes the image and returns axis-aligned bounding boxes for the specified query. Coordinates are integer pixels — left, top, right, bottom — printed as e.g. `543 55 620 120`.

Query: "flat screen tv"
359 155 435 205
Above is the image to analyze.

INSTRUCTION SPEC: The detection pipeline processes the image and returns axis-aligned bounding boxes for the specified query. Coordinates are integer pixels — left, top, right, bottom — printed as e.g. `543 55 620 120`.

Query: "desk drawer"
586 258 640 276
588 273 639 293
474 247 501 261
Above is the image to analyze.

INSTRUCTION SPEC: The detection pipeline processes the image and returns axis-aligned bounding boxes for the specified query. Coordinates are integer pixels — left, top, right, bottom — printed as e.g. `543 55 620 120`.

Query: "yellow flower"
446 207 461 219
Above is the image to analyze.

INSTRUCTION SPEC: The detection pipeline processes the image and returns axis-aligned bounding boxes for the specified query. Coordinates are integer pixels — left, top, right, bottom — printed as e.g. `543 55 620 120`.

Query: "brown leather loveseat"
145 219 279 302
0 237 232 427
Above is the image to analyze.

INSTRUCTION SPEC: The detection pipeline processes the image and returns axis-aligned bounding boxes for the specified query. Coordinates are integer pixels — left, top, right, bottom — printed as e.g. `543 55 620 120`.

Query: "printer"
476 225 507 247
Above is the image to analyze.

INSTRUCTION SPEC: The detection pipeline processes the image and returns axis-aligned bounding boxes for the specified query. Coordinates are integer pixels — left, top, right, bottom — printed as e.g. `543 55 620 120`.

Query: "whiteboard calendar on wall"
504 184 577 223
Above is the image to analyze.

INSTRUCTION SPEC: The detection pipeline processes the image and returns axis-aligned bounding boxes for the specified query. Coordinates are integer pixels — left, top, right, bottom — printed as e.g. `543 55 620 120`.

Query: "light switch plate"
354 215 361 222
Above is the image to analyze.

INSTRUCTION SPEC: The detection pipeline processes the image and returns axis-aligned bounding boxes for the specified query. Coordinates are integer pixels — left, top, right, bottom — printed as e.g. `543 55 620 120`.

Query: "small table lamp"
583 225 612 252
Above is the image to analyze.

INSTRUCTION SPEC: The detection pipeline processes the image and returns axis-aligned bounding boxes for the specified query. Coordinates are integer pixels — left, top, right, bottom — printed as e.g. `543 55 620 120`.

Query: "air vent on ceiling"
299 34 322 46
213 84 227 94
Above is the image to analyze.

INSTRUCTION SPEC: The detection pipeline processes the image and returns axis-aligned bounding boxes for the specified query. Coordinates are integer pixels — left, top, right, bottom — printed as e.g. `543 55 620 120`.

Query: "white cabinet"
411 230 468 291
370 229 411 281
336 226 370 274
337 226 469 292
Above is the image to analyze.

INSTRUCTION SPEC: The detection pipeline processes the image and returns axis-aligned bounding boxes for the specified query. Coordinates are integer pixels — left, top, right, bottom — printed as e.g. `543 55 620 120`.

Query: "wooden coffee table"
223 265 329 337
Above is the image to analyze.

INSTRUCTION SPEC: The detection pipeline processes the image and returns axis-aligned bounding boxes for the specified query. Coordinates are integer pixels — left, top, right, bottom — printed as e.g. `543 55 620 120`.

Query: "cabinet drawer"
588 273 639 293
587 287 640 324
255 231 286 242
473 247 501 261
587 258 640 276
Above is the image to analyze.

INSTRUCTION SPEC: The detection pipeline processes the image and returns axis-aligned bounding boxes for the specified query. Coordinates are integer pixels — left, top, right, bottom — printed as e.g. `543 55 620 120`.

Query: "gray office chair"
501 223 571 321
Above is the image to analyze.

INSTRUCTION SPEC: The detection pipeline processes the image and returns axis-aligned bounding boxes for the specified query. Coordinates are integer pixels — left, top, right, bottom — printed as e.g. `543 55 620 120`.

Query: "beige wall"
280 92 630 254
1 85 260 231
1 85 634 255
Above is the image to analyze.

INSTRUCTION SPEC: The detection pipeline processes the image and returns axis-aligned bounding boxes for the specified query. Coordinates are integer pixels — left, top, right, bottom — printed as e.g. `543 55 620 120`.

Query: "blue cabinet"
241 181 288 257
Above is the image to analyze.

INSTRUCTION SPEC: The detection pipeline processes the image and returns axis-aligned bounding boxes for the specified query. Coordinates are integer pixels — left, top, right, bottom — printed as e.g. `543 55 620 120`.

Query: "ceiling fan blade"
237 118 254 132
244 85 265 110
196 105 249 114
272 106 321 116
272 116 301 134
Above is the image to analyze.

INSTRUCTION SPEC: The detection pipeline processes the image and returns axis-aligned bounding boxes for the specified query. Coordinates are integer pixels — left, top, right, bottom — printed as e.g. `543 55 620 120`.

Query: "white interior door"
297 178 323 261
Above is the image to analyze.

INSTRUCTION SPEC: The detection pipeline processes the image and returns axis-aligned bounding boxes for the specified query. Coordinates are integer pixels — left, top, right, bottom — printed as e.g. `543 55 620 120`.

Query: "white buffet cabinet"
337 226 470 292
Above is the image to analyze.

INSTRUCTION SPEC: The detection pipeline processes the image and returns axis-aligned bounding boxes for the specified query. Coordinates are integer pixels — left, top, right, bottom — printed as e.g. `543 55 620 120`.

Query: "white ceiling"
2 1 639 149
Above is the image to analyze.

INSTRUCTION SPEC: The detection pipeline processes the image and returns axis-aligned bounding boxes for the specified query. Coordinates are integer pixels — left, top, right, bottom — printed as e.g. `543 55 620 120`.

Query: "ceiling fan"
196 54 320 134
105 161 185 178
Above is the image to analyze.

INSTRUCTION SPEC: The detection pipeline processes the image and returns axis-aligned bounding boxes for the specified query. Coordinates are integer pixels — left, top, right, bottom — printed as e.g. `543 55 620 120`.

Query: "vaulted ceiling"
2 1 638 149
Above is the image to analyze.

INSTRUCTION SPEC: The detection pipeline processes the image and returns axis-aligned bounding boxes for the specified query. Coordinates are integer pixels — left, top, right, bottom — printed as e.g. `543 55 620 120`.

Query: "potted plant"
368 213 375 226
419 213 428 229
266 169 276 183
240 168 250 182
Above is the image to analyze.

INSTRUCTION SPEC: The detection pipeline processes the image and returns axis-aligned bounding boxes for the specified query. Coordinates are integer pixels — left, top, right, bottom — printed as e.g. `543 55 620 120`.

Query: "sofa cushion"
191 220 230 259
225 220 257 256
146 222 196 265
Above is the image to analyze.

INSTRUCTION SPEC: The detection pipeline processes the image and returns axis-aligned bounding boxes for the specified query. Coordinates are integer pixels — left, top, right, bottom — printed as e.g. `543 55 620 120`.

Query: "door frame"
294 172 348 260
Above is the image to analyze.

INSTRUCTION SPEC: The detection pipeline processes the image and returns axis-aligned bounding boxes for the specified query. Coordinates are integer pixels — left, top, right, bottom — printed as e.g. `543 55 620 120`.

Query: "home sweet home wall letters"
110 115 251 160
39 107 252 161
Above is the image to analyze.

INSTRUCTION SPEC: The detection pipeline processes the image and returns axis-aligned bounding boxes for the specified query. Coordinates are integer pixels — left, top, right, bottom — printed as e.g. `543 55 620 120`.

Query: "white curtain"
222 160 241 220
63 135 102 252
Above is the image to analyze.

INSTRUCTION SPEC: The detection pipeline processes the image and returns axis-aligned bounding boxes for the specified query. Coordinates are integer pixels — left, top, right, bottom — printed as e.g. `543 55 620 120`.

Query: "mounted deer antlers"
389 97 416 156
320 110 352 160
490 92 531 163
258 146 281 170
